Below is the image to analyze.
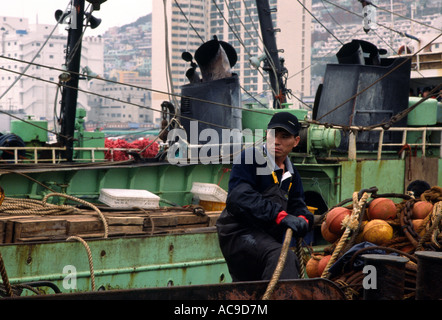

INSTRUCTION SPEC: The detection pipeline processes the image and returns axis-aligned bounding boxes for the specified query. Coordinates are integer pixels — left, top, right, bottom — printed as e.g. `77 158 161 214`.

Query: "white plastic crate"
191 182 227 203
99 188 160 209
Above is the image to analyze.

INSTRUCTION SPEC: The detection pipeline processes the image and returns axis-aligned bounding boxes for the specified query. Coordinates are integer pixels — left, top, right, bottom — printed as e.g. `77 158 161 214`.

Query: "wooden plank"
206 213 220 227
13 218 68 242
144 215 178 228
108 225 144 233
175 213 209 226
106 215 144 225
404 157 439 191
3 216 36 244
66 215 104 236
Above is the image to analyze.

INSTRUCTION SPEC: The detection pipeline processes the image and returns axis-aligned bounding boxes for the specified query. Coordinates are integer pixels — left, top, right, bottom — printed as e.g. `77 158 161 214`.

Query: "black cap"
267 112 301 136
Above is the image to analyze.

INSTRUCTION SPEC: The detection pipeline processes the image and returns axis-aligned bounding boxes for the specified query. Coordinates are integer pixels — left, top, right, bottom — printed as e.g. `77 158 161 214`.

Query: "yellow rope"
297 238 306 279
417 201 442 250
262 228 293 300
42 193 108 239
321 192 369 279
0 251 13 297
0 197 80 215
66 236 96 291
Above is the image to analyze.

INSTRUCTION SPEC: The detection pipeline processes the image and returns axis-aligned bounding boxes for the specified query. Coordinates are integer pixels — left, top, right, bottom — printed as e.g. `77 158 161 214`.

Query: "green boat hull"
1 231 230 295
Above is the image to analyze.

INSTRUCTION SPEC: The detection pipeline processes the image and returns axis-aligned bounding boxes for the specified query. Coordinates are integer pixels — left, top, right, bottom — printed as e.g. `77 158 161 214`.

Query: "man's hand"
278 213 309 237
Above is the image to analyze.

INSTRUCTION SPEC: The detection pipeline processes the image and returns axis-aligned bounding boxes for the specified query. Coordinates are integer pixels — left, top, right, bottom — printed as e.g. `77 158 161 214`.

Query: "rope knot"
341 214 359 231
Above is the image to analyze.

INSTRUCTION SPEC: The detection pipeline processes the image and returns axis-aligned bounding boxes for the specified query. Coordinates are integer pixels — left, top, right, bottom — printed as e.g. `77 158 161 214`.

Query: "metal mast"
255 0 287 109
59 0 85 162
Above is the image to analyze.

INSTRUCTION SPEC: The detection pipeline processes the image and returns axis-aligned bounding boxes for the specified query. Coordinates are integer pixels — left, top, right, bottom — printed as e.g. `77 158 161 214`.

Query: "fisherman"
407 180 431 199
216 112 314 281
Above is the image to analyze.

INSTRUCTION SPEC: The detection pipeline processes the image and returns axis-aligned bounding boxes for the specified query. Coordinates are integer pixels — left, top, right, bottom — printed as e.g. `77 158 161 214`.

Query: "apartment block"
151 0 312 121
0 16 103 127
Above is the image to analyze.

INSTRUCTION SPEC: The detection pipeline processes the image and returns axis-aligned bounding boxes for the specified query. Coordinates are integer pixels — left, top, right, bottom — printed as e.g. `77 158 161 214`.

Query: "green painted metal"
308 124 341 152
339 160 406 198
407 97 438 126
73 131 106 161
296 163 341 208
10 118 48 143
1 105 441 297
241 108 308 134
1 232 230 294
1 163 231 206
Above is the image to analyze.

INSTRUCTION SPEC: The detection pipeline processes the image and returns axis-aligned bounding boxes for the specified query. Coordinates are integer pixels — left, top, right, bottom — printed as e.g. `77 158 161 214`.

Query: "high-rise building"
87 70 152 125
151 0 311 123
0 16 103 129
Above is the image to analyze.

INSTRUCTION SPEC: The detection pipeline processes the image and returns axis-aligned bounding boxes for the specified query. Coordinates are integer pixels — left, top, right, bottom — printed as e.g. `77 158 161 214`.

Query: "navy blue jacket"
225 147 314 229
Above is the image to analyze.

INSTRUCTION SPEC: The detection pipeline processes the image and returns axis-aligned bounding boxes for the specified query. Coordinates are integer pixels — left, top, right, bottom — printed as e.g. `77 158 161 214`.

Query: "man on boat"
216 112 314 281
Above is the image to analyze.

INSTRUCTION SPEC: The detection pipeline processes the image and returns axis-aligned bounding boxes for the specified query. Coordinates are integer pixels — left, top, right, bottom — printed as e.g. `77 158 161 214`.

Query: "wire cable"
0 0 71 103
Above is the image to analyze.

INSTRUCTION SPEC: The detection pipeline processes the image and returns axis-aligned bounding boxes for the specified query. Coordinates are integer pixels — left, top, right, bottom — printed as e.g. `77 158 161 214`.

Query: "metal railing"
347 127 442 160
1 127 441 164
0 146 146 164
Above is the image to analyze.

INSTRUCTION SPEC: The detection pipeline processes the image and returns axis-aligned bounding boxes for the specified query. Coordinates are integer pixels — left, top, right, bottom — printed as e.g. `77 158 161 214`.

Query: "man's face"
266 128 300 160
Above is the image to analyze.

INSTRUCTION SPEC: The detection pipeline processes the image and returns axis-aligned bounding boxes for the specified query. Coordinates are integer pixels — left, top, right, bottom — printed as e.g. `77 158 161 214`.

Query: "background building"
87 70 152 127
151 0 312 121
0 16 103 131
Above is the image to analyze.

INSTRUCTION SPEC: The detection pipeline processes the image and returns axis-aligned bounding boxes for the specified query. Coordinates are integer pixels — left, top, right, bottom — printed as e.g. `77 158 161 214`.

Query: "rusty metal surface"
9 278 346 300
415 251 442 300
361 254 409 300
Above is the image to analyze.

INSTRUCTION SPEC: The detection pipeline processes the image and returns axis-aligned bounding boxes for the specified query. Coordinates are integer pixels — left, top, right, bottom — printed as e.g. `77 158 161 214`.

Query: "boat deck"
0 204 221 244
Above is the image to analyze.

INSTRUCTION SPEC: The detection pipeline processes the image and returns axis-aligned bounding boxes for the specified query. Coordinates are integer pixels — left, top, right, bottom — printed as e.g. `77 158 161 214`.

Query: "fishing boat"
0 0 441 301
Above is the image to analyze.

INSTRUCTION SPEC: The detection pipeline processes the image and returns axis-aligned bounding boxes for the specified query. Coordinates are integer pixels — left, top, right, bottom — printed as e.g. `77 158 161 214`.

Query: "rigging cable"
0 54 278 119
173 0 205 43
316 31 442 122
321 0 442 37
1 2 439 141
211 0 280 100
296 0 344 45
174 0 268 108
0 58 281 137
0 0 71 103
222 0 276 107
163 0 180 110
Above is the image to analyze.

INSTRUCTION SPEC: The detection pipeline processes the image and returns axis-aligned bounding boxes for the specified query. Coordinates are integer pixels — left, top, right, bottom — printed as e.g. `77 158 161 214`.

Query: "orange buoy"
306 256 321 278
412 201 433 220
321 221 340 243
412 219 426 237
362 219 393 245
325 207 352 234
367 198 397 220
317 255 332 276
355 220 368 243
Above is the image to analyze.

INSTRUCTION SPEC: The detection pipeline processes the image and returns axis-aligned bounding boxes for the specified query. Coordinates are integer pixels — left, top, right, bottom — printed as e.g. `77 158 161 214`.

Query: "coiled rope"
42 193 108 239
321 192 369 279
0 192 108 294
0 197 80 216
0 193 108 238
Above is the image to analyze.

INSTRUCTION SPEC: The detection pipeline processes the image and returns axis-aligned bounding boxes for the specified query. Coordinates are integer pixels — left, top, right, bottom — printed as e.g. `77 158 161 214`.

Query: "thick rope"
0 197 80 215
321 192 369 279
0 252 13 297
417 201 442 250
42 193 108 239
262 228 293 300
297 238 306 279
66 236 96 291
